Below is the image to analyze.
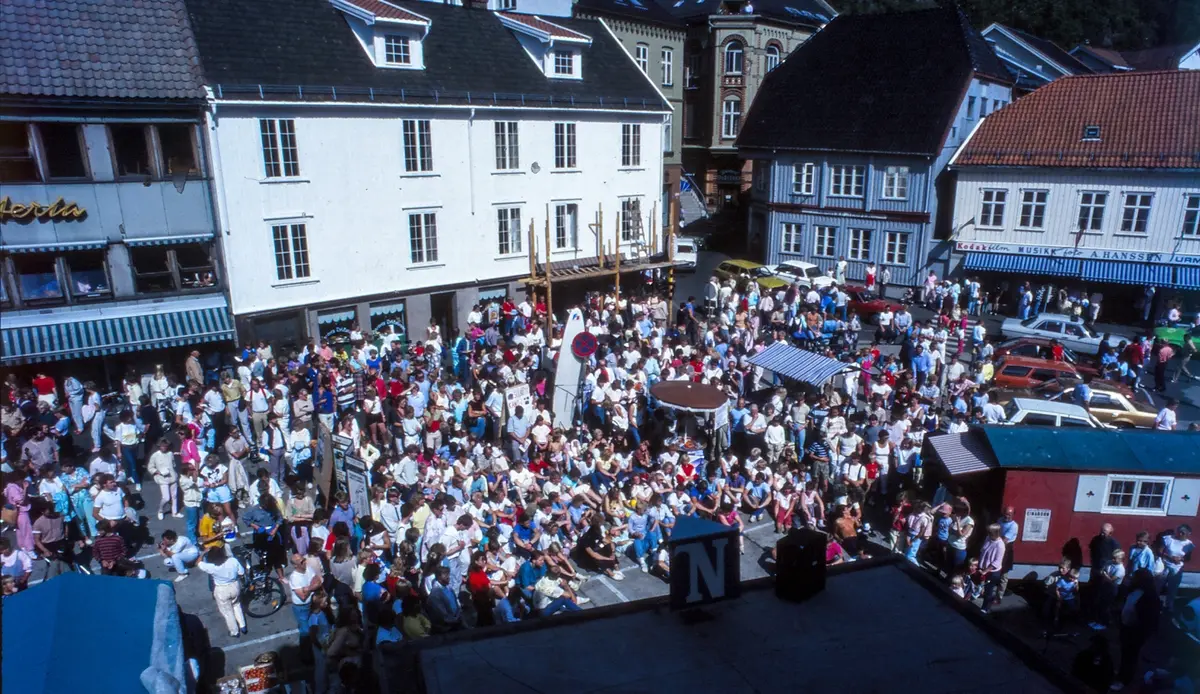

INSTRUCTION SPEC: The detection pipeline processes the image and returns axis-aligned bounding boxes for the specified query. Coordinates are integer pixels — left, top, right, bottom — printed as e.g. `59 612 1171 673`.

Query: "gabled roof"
954 70 1200 170
737 7 1010 156
497 11 592 44
184 0 667 110
0 0 206 101
930 427 1200 476
332 0 430 26
656 0 834 28
984 24 1092 77
573 0 683 28
1121 41 1200 71
1071 45 1133 71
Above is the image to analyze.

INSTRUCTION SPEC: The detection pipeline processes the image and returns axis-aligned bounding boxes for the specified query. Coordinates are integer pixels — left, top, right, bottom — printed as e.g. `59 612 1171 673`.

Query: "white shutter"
1074 475 1107 513
1167 478 1200 517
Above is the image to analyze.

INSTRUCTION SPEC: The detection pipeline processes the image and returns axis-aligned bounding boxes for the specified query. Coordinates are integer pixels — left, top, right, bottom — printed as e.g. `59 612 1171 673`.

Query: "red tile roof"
345 0 428 23
498 12 591 41
956 70 1200 170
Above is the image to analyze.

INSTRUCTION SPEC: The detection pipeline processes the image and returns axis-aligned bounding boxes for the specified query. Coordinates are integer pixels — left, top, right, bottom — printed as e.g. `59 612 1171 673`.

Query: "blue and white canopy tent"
746 341 853 387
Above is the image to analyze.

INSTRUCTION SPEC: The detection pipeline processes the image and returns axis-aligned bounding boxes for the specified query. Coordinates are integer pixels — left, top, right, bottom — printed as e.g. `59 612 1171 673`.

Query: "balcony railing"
721 74 744 88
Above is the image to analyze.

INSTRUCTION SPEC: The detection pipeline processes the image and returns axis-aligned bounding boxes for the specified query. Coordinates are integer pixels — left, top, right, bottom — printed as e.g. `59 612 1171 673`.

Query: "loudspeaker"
774 528 827 603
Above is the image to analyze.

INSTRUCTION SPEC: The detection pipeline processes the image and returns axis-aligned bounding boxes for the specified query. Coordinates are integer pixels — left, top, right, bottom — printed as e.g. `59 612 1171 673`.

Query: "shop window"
14 254 63 302
0 123 38 182
176 244 217 289
39 123 89 179
109 124 151 178
157 124 199 177
131 246 175 293
65 251 112 299
369 301 408 342
318 308 357 345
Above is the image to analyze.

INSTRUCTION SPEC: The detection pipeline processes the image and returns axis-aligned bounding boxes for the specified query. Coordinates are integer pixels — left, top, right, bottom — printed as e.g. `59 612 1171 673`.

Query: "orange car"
992 355 1081 389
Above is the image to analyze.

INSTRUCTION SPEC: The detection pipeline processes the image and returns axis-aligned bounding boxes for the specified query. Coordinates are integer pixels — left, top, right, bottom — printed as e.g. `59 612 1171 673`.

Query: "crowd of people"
0 266 1194 692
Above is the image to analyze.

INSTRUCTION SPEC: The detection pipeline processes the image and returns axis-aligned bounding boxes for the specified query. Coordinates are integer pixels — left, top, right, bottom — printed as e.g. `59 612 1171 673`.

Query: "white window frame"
781 223 802 254
848 228 872 261
660 47 674 86
554 202 579 250
496 206 522 256
1184 194 1200 237
721 98 741 140
401 119 432 173
1120 192 1153 234
967 96 976 119
792 163 814 195
829 165 864 198
554 122 577 169
635 44 649 74
813 226 836 258
979 189 1007 228
1077 191 1107 233
259 118 300 178
621 123 641 168
884 231 909 265
1101 474 1173 516
684 54 700 89
1018 189 1049 230
881 166 909 200
383 35 411 65
765 44 781 72
662 113 672 153
553 50 574 76
619 197 642 242
494 121 519 171
408 211 439 264
723 41 743 75
270 222 311 281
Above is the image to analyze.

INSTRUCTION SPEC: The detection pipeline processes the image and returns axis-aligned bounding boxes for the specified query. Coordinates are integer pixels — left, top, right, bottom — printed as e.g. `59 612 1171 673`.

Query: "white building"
187 0 669 345
949 70 1200 320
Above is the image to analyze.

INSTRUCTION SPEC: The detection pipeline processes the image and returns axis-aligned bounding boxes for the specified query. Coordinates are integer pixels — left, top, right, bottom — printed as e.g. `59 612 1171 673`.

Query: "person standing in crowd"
146 438 180 520
197 545 246 637
1111 568 1159 691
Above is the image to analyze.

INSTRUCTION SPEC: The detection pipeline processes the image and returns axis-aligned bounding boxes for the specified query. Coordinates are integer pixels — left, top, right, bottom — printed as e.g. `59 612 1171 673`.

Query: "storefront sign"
956 240 1200 267
715 169 743 185
0 196 86 223
1022 508 1051 543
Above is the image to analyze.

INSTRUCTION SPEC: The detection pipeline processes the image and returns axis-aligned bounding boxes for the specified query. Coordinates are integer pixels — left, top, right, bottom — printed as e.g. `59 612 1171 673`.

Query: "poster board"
505 383 535 418
1022 509 1051 542
343 454 371 519
331 434 353 490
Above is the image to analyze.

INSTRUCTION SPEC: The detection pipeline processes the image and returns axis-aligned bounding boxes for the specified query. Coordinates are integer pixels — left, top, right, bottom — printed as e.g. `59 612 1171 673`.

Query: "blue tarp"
2 573 186 694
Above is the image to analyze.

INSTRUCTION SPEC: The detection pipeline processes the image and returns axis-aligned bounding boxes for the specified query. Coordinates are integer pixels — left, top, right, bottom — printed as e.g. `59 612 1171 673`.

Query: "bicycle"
233 545 286 618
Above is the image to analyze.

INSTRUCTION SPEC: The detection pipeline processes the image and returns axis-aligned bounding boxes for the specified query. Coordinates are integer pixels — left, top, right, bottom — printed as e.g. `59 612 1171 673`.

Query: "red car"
993 337 1101 379
844 286 890 322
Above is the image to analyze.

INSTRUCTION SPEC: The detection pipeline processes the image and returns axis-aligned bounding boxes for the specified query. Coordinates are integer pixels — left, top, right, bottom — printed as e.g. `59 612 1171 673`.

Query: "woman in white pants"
146 439 180 520
196 545 247 637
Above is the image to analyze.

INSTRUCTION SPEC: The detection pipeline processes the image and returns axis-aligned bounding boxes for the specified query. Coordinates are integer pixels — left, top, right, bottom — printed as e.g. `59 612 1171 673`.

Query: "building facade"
981 23 1092 94
0 0 233 377
737 8 1013 287
949 70 1200 319
187 0 668 347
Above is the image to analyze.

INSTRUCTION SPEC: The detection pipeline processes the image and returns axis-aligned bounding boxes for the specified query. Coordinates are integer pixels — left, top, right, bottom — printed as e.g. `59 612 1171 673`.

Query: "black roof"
183 0 669 110
0 0 206 101
657 0 835 27
1001 25 1093 75
575 0 684 27
737 7 1011 156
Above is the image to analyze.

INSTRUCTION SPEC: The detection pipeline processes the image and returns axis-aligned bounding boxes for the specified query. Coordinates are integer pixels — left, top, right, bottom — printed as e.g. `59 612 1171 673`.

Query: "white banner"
956 240 1200 266
505 383 535 418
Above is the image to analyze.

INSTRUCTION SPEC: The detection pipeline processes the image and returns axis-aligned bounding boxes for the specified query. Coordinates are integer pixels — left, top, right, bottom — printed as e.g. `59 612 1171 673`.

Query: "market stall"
651 381 730 473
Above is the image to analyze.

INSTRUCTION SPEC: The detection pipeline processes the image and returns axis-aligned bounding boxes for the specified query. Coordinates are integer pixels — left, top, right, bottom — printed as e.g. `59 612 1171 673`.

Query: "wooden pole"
598 203 605 268
668 189 680 324
650 202 658 256
544 206 554 347
615 223 621 303
527 218 537 283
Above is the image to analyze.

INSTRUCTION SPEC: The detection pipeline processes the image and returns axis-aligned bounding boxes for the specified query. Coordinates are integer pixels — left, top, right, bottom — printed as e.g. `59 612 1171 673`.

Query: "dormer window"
496 12 591 80
1082 125 1101 141
384 35 411 65
329 0 431 70
553 50 574 76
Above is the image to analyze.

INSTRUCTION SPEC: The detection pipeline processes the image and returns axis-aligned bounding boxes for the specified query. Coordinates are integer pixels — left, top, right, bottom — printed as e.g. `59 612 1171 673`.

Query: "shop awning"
1172 266 1200 290
124 233 214 247
317 309 356 325
0 295 234 365
1 239 108 254
746 341 849 386
962 252 1082 278
1082 259 1172 286
926 431 997 475
478 288 507 301
369 302 406 317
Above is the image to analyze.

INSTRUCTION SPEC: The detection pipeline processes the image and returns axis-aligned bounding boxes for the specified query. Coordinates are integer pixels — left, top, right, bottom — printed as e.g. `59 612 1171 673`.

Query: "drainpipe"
468 107 476 217
202 95 239 339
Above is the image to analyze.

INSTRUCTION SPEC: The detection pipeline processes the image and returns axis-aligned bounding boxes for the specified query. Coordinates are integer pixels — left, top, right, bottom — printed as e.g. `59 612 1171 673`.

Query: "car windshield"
677 242 695 252
1003 400 1019 421
805 267 823 279
751 266 774 277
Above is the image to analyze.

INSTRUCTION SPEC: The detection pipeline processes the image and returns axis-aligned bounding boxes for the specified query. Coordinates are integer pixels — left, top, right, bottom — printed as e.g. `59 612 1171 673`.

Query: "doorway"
430 291 457 341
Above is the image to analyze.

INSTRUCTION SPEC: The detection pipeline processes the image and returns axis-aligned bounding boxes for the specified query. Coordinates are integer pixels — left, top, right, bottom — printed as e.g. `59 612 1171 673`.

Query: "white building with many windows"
950 70 1200 320
187 0 668 345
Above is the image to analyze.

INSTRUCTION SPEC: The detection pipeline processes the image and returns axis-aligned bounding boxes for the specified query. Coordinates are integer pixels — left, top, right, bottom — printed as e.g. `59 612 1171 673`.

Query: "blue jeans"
185 505 201 542
292 603 311 636
905 537 922 565
543 598 581 616
120 445 141 485
68 395 84 431
90 409 105 450
792 425 806 456
632 533 658 560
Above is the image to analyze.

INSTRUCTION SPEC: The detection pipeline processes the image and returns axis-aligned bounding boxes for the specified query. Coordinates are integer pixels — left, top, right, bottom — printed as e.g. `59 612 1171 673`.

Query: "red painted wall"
1000 469 1189 569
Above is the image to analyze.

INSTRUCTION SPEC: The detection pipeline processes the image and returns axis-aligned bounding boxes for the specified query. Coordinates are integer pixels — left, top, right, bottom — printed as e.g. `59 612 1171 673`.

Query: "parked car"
844 286 891 322
992 337 1101 379
992 355 1081 389
770 260 834 289
1000 313 1131 356
714 259 789 293
674 236 699 271
994 379 1155 428
1001 398 1110 428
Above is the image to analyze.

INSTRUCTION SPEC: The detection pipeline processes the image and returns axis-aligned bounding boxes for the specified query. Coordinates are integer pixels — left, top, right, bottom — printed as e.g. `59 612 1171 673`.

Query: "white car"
770 260 835 289
1000 398 1113 428
674 236 699 271
999 313 1131 356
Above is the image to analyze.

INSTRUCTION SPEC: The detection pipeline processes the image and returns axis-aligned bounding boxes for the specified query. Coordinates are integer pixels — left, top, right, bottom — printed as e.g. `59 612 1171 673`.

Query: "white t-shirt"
289 566 319 605
94 489 126 520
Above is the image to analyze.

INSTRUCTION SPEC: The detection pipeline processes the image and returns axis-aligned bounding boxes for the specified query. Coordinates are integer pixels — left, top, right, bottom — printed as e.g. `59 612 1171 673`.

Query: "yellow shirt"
402 614 430 640
198 515 224 549
411 504 431 533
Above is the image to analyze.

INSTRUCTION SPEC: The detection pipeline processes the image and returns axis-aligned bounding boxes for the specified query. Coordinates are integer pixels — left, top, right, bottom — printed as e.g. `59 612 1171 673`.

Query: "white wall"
211 104 664 316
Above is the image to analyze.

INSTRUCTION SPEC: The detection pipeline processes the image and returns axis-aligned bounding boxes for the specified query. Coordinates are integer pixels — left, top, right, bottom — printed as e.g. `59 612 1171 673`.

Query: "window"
884 232 909 265
496 207 522 255
620 198 641 241
683 102 696 138
1184 194 1200 237
271 223 311 281
765 45 781 72
979 189 1007 227
621 124 641 167
1082 125 1101 141
661 47 673 86
14 255 63 302
131 247 174 293
753 161 767 193
39 123 88 179
175 244 217 289
635 44 648 73
792 163 814 195
496 0 516 8
685 53 700 88
109 124 151 178
156 124 198 177
1019 190 1049 229
663 114 672 153
848 229 872 261
829 165 864 197
781 223 802 253
1120 193 1152 233
723 40 743 74
130 244 216 293
408 212 438 264
555 203 578 250
402 119 433 172
813 226 836 257
967 96 976 119
1105 477 1171 514
721 98 741 139
882 166 909 200
65 251 111 299
553 50 574 76
0 123 38 182
980 98 989 116
554 123 576 169
260 119 299 178
1077 191 1107 232
494 121 519 170
384 35 411 65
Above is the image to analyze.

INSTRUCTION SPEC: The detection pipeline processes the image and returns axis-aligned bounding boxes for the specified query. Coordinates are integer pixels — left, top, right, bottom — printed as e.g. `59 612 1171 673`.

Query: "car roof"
1000 336 1056 346
777 260 817 269
723 259 766 269
1027 313 1083 323
1010 398 1093 416
998 355 1079 370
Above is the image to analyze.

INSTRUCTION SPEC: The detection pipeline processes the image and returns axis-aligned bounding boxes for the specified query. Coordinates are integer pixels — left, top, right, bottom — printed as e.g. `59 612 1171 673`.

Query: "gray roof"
0 0 207 101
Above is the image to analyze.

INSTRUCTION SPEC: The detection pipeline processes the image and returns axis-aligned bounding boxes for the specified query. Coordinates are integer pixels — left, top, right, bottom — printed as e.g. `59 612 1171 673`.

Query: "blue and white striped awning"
125 233 214 247
746 341 849 386
1081 259 1172 286
317 309 356 325
1174 266 1200 290
926 431 997 476
1 239 108 254
963 252 1082 277
1 298 234 365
